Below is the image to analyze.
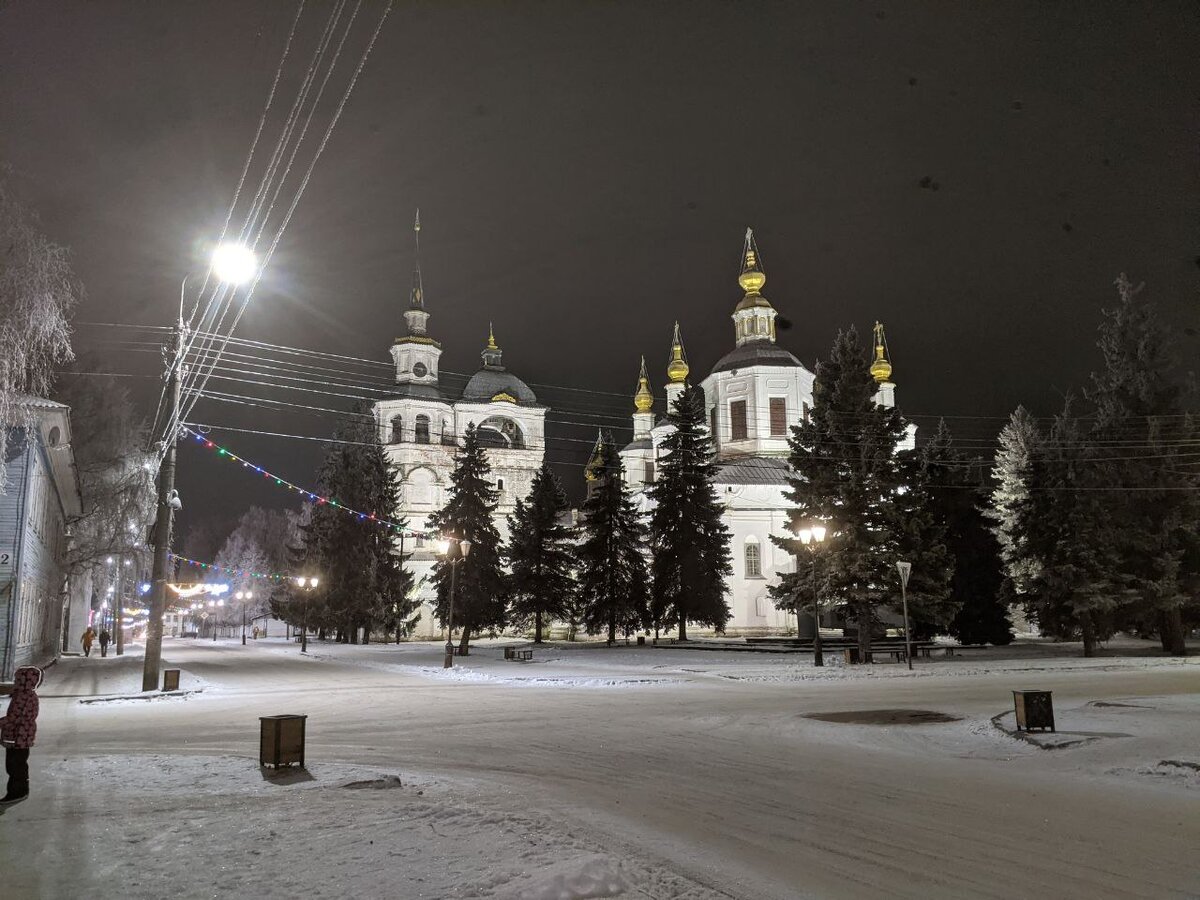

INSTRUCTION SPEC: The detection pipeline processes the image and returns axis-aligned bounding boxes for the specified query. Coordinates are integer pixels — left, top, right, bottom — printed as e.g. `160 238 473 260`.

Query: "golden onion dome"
633 356 654 412
870 321 893 384
666 322 689 384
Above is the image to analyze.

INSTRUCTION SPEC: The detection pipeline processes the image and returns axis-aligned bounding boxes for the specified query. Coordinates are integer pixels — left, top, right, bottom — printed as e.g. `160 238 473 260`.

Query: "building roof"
381 383 449 403
710 340 804 375
461 367 538 404
622 438 653 452
715 455 793 485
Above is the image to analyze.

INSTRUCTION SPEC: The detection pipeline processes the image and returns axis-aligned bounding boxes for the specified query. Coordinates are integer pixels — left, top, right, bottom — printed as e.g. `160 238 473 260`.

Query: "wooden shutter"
730 401 748 440
769 398 787 436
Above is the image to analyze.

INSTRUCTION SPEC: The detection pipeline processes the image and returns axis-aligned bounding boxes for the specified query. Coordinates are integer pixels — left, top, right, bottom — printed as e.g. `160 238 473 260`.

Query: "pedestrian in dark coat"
98 629 111 658
81 627 95 657
0 665 43 804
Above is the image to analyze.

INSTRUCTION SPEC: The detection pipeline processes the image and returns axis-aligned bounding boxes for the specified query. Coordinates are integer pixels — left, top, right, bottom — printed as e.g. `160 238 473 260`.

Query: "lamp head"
212 243 258 285
797 528 813 546
811 524 827 543
460 540 472 558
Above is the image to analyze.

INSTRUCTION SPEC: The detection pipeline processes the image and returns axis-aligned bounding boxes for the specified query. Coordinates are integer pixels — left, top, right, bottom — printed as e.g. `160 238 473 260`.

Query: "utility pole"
141 322 183 692
114 553 125 656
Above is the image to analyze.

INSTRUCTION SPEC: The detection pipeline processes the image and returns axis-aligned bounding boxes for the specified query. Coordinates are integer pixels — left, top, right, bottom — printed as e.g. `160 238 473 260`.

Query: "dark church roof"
710 341 804 375
715 456 793 485
461 367 539 404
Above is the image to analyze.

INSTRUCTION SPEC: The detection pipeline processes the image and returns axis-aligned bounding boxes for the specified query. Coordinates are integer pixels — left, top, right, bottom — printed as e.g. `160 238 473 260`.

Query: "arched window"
644 460 655 483
496 477 506 492
414 414 430 444
390 415 403 444
441 418 454 445
744 539 762 578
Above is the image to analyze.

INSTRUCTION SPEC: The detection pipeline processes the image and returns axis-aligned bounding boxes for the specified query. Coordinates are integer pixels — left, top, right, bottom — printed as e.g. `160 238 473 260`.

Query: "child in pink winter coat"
0 665 42 804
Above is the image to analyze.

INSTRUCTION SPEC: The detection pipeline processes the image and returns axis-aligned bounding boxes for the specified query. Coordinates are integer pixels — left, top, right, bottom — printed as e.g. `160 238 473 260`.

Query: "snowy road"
3 638 1199 899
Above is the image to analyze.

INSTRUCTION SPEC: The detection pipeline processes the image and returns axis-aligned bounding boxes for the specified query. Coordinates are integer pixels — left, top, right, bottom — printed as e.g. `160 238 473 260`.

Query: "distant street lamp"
797 524 827 667
295 577 319 653
437 537 472 668
236 590 254 645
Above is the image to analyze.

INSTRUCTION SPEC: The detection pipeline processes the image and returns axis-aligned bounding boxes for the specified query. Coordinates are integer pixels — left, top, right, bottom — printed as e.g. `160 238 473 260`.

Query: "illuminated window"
745 541 762 577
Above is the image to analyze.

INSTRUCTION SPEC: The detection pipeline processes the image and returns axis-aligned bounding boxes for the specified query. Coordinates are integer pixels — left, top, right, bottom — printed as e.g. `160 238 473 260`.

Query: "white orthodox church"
373 216 546 638
374 220 909 640
619 230 912 636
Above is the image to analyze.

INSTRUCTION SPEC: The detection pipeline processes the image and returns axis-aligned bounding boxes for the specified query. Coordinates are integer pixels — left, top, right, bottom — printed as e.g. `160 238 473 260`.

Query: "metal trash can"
1012 690 1055 732
843 647 860 664
260 714 308 768
162 669 181 692
504 647 514 660
637 635 646 646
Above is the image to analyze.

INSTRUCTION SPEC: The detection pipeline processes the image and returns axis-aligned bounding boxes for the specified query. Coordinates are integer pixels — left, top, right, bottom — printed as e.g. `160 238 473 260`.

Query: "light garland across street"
181 426 428 536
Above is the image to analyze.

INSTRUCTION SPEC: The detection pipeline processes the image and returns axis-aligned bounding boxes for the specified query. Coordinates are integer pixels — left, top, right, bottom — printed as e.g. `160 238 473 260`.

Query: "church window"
644 460 655 483
745 540 762 578
391 415 403 444
441 418 454 445
496 478 505 492
769 398 787 436
802 401 811 423
710 406 718 441
414 415 430 444
730 400 748 441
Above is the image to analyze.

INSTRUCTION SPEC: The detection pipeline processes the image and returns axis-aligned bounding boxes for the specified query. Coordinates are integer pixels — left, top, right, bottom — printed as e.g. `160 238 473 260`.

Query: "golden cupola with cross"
732 228 778 347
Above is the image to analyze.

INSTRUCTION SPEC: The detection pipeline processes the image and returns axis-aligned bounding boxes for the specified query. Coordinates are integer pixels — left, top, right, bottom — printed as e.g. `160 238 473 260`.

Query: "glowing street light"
295 577 319 653
796 523 828 667
438 537 472 668
211 243 258 285
236 590 255 645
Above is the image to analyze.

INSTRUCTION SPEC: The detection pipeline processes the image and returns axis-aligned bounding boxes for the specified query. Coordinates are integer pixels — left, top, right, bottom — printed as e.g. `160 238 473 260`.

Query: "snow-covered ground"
2 637 1199 899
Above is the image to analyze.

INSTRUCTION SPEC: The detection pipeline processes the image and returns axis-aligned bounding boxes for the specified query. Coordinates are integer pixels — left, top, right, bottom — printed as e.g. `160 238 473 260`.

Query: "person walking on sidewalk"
98 629 111 658
0 665 42 805
81 627 95 657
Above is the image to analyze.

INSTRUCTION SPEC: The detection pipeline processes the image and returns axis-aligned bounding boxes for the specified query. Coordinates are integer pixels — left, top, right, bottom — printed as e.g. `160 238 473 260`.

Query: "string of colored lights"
182 426 429 536
170 552 287 582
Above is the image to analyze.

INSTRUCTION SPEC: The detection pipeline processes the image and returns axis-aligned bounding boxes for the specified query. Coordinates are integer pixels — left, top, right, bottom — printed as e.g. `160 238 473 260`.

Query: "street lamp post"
236 590 254 645
142 243 259 691
295 577 319 653
897 561 913 671
797 524 827 667
437 537 472 669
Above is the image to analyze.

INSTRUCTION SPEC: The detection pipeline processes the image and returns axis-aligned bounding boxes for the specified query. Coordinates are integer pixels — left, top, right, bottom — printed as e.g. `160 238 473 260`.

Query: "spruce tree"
577 435 649 643
1085 274 1199 655
769 326 909 656
648 385 732 640
301 404 413 642
1018 399 1119 656
988 406 1043 611
506 464 575 643
892 432 956 638
426 424 506 653
923 420 1011 645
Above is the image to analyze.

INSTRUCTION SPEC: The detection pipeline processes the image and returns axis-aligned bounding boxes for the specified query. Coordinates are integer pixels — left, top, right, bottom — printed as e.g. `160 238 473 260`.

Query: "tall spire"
410 209 423 310
402 210 431 338
870 320 893 384
633 356 654 412
666 321 689 385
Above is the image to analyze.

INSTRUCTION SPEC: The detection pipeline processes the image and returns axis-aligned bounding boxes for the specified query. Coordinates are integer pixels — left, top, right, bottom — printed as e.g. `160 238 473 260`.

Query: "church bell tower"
391 210 442 386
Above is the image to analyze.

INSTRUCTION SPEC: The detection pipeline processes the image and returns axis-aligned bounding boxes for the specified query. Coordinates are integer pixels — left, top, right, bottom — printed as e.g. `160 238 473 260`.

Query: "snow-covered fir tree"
577 434 649 643
769 326 911 656
1085 274 1199 655
648 385 732 640
505 464 575 643
426 423 506 653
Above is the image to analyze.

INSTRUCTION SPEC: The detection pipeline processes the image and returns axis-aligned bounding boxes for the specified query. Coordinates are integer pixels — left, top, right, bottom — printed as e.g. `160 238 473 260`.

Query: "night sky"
2 1 1198 538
